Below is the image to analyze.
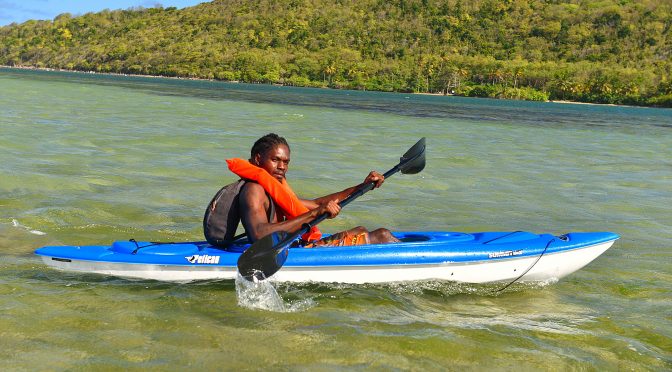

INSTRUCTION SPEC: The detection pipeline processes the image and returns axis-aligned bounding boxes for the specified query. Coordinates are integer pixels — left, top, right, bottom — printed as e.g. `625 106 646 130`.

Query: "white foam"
11 219 46 236
235 273 315 312
235 273 287 312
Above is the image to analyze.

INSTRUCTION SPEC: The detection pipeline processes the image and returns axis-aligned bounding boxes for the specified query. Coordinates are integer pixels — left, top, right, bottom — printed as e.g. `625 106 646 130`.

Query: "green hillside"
1 0 671 106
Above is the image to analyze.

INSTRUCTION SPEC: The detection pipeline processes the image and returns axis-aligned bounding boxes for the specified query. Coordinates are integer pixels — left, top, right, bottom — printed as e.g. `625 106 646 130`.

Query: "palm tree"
324 63 336 84
513 68 523 88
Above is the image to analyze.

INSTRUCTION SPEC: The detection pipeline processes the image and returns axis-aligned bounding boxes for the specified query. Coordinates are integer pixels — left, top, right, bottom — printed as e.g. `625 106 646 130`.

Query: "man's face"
253 144 290 182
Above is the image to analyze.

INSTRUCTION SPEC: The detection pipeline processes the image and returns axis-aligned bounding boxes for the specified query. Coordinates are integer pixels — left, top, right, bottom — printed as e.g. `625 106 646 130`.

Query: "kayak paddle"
237 137 426 281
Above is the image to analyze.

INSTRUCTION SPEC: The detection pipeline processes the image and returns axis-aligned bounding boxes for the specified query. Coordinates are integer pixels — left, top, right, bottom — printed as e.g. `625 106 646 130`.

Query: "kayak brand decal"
185 254 220 264
488 250 523 259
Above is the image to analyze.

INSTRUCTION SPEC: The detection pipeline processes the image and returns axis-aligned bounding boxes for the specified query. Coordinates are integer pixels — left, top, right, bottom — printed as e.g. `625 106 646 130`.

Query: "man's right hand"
315 199 341 219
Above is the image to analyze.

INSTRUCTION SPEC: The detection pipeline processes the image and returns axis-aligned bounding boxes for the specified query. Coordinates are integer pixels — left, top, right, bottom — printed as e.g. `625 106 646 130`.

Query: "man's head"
250 133 290 182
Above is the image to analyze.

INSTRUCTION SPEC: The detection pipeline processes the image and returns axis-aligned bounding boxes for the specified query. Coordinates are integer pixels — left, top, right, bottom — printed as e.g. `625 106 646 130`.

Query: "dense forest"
1 0 671 107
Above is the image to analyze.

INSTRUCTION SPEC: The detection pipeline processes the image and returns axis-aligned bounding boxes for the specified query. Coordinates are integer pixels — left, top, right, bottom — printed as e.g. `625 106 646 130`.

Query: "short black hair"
250 133 289 158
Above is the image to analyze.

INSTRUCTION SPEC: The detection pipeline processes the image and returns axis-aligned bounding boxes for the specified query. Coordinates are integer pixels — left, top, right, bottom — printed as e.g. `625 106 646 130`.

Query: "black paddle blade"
399 137 426 174
237 232 290 281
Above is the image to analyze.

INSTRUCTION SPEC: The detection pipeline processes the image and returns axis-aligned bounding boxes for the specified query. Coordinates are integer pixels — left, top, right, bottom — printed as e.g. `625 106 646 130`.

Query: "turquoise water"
1 67 670 369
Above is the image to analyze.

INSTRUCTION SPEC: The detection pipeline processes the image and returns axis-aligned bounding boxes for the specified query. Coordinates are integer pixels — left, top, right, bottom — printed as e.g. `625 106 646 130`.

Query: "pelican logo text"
185 255 220 264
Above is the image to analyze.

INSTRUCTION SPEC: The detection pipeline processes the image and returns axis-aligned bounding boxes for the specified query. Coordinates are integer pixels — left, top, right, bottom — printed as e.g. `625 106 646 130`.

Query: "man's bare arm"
240 183 340 242
300 171 386 209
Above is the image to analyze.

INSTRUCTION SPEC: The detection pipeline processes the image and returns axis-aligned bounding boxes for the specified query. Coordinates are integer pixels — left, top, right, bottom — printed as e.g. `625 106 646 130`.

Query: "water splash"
234 273 315 312
11 219 46 236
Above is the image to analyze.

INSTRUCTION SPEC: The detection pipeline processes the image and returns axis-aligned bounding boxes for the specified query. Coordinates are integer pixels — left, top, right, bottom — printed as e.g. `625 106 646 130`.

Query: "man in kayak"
234 133 400 247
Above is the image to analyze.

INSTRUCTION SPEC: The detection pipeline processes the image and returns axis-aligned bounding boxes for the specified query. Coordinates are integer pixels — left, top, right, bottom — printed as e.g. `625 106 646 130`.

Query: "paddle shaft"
275 140 424 248
269 165 401 249
260 143 422 252
307 164 401 228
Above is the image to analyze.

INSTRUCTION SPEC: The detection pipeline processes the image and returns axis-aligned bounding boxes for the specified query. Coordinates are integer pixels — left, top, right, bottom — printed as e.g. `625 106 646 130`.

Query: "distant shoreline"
0 64 641 108
0 64 216 82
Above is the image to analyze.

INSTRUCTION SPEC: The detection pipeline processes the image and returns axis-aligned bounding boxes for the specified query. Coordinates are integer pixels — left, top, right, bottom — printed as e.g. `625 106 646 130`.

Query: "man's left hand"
364 171 385 189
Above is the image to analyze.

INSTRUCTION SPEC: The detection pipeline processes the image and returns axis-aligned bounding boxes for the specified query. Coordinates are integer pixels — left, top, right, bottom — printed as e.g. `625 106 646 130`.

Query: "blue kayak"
35 231 618 284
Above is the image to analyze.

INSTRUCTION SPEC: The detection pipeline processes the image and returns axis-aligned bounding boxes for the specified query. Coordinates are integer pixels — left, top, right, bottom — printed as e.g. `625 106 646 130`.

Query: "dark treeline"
1 0 671 107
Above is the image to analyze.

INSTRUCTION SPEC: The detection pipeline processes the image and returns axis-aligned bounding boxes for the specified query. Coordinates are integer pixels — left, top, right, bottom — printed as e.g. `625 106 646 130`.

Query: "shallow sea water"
1 68 670 370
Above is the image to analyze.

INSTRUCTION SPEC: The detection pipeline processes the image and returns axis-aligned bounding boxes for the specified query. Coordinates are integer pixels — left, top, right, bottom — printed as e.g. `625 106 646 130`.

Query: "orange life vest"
226 158 322 242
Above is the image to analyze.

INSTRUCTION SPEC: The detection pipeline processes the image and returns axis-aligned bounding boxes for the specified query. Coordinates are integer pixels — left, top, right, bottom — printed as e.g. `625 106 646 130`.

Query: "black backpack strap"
266 193 276 223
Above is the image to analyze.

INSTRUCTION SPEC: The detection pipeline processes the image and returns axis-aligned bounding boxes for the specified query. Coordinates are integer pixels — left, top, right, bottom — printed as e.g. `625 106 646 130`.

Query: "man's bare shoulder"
239 182 266 203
